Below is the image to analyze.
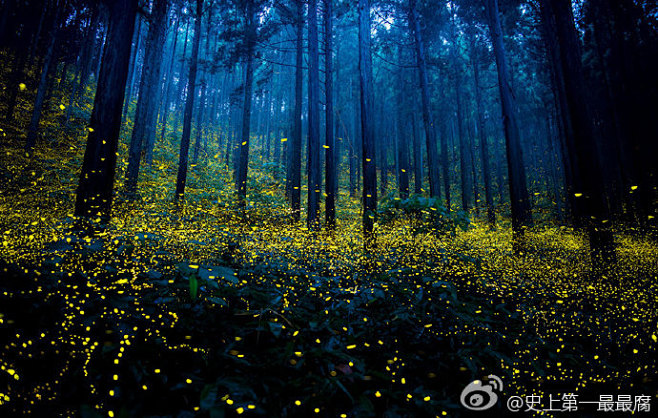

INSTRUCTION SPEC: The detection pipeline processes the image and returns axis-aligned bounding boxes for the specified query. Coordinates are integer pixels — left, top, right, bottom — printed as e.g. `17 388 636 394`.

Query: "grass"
0 89 657 417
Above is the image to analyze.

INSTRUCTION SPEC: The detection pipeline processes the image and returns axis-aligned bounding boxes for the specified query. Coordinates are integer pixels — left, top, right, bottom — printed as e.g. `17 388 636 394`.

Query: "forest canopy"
0 0 657 416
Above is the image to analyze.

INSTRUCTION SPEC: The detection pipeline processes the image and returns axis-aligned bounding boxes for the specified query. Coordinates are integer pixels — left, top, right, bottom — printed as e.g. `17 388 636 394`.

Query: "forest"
0 0 657 416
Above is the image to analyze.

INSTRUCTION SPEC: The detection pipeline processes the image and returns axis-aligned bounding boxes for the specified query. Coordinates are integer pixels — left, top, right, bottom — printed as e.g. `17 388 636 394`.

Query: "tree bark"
540 0 616 264
408 0 441 202
158 13 181 144
324 0 336 228
125 0 168 197
306 0 321 228
486 0 532 244
236 0 256 205
174 0 203 202
25 4 59 152
287 0 304 221
75 0 137 223
471 41 495 226
359 0 376 247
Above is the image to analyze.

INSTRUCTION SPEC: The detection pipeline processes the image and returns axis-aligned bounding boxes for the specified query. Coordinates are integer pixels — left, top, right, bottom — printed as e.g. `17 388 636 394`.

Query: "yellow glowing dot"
227 399 234 405
236 407 244 414
108 412 114 417
19 83 26 91
186 378 192 384
113 374 118 380
142 385 147 390
247 404 255 409
314 408 320 413
154 369 160 373
375 391 381 397
346 344 356 350
109 390 114 396
424 396 430 402
295 400 301 406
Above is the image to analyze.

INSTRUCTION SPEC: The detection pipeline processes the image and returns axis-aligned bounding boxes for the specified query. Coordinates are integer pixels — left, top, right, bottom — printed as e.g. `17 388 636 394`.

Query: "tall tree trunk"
451 19 472 212
324 0 336 228
122 14 142 124
287 0 304 221
455 75 472 212
174 0 203 202
439 121 451 210
359 0 376 247
236 0 256 205
173 19 192 136
540 0 616 264
125 0 168 197
75 0 137 223
408 0 441 202
158 13 181 143
412 113 423 194
472 53 495 226
348 79 358 198
192 81 208 164
306 0 321 228
396 109 410 199
25 2 61 152
486 0 532 245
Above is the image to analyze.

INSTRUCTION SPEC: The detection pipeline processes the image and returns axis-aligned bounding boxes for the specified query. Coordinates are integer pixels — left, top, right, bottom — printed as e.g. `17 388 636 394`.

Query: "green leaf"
189 276 198 300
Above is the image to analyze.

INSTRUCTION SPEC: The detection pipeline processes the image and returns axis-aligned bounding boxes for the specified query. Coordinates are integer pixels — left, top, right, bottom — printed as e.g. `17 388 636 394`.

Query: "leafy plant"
378 193 471 235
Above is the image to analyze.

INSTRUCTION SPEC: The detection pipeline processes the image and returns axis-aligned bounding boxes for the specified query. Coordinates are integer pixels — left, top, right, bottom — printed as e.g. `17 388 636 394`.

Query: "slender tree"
485 0 532 246
174 0 203 202
359 0 376 247
75 0 137 223
470 34 495 226
236 0 257 205
540 0 616 264
25 0 62 152
125 0 169 197
324 0 336 228
306 0 321 228
408 0 441 202
287 0 304 221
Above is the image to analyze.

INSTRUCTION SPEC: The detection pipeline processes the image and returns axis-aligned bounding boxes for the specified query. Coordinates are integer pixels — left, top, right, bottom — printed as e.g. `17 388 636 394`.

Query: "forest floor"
1 130 658 417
